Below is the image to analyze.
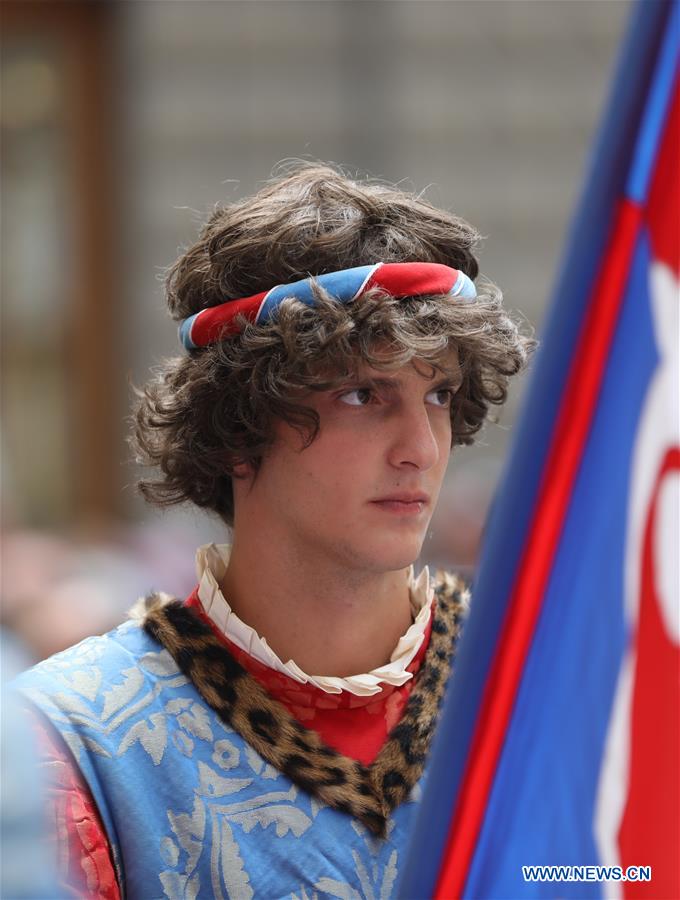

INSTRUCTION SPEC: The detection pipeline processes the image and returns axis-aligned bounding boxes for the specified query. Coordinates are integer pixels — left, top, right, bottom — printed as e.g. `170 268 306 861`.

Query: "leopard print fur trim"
139 573 468 837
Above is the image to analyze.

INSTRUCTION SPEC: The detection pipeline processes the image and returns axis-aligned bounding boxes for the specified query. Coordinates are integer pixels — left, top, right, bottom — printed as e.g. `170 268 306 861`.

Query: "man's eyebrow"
342 373 464 392
432 369 463 388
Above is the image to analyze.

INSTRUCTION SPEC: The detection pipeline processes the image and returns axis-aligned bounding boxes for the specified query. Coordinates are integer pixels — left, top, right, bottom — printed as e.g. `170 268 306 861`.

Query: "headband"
179 261 476 350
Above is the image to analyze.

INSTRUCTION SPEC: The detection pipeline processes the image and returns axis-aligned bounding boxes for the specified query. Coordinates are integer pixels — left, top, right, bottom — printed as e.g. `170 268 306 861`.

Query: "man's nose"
387 404 440 471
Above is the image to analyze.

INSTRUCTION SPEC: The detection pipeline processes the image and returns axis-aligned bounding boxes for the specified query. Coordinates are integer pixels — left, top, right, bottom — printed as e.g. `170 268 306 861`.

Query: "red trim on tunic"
32 714 120 900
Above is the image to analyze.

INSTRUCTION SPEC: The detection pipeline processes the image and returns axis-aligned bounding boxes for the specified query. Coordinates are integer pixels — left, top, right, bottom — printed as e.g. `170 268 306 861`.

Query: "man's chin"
361 536 426 574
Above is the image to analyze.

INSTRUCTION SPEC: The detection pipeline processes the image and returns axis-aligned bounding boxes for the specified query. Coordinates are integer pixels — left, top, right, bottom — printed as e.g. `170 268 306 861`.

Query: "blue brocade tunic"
15 579 466 900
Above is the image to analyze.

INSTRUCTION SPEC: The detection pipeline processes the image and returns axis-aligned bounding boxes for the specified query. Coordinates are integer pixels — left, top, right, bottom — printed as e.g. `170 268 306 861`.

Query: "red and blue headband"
179 261 476 350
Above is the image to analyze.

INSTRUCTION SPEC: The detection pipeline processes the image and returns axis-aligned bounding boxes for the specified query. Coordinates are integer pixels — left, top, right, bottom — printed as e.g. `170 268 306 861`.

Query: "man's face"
235 350 461 576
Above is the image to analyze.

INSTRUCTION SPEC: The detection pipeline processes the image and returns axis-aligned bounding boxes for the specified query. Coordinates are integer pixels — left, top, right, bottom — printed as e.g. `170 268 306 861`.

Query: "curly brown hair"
132 163 532 526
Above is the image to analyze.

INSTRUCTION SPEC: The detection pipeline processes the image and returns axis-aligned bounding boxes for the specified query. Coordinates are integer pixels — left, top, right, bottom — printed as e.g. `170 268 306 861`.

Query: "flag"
398 2 679 897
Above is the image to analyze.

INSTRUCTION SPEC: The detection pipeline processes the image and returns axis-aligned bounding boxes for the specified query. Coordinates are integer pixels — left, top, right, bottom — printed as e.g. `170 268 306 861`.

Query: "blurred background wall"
1 0 630 659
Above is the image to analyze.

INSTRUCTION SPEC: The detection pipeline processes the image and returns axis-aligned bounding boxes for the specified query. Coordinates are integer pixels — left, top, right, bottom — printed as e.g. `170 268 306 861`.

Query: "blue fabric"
451 271 477 300
257 265 377 322
461 230 658 899
16 620 426 900
397 3 674 895
627 0 679 202
178 315 199 351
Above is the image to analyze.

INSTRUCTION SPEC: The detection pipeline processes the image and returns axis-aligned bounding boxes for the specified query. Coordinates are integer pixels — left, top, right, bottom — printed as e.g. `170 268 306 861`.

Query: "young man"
16 165 530 898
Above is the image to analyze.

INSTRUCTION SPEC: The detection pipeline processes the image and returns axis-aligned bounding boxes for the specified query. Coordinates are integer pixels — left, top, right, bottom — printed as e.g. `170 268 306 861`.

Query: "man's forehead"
351 349 461 384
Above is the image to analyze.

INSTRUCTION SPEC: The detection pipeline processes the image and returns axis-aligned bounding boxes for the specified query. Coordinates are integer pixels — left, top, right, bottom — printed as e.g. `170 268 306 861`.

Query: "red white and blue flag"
399 2 679 897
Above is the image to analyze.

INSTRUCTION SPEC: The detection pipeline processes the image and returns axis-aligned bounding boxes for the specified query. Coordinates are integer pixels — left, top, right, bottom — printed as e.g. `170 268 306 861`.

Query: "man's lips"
372 492 429 503
369 493 430 514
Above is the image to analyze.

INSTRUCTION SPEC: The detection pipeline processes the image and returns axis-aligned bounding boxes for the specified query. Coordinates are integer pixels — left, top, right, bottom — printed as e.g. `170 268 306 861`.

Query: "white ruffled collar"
194 543 433 697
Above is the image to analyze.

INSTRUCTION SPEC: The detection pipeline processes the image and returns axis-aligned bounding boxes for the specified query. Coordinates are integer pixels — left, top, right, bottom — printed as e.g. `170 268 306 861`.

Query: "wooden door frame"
2 1 121 526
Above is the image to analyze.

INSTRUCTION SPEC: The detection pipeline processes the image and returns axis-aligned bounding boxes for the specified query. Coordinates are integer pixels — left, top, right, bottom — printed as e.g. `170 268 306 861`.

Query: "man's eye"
426 388 454 408
339 388 372 406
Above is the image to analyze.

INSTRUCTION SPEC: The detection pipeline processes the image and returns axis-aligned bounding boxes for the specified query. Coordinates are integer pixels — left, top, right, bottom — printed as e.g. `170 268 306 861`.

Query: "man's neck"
219 537 414 678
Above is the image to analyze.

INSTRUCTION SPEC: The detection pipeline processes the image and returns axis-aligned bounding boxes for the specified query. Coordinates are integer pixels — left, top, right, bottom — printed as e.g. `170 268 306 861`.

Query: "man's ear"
232 460 255 480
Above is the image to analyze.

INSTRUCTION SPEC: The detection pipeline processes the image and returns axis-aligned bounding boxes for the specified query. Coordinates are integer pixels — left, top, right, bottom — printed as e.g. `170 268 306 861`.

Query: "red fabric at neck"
185 588 433 765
